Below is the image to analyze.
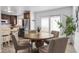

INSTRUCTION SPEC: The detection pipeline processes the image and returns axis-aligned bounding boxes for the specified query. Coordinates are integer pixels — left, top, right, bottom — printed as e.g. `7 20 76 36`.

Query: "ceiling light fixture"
7 6 12 12
3 6 12 13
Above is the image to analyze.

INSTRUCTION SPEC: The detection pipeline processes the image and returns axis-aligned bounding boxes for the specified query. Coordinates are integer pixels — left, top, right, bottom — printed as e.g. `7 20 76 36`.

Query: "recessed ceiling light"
7 7 13 12
3 6 13 13
7 10 12 12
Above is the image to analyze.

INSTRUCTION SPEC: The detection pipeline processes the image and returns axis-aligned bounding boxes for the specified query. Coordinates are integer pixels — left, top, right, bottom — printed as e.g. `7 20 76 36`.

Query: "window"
41 16 60 33
50 16 60 32
41 17 49 32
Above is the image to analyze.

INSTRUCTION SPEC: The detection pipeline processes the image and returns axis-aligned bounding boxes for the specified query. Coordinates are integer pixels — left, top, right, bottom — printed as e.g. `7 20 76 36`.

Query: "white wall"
0 32 2 53
34 7 73 33
74 32 79 52
0 6 2 52
73 6 79 52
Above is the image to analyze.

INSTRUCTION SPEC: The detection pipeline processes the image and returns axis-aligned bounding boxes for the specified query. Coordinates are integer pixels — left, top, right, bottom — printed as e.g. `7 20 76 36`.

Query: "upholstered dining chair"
45 31 59 44
39 37 68 53
29 30 37 33
12 28 30 44
51 31 59 37
11 33 31 53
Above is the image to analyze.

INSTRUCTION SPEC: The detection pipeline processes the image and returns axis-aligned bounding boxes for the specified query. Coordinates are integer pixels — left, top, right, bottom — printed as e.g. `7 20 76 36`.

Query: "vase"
37 27 41 32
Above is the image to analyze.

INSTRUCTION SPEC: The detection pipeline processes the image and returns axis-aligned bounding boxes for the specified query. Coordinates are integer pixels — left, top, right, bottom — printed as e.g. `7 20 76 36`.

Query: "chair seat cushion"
18 40 30 47
18 39 30 43
17 41 31 50
39 45 48 53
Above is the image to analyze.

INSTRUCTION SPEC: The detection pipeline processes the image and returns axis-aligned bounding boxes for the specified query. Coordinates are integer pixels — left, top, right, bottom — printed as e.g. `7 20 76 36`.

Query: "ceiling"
1 6 66 15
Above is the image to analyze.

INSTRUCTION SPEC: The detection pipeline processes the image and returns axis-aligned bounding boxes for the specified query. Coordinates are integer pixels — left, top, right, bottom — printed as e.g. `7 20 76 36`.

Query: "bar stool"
2 34 10 47
1 28 11 47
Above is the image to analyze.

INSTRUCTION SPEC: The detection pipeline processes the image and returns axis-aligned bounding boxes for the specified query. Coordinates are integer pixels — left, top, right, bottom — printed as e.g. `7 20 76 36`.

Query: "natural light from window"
41 16 60 33
41 17 49 32
50 16 60 32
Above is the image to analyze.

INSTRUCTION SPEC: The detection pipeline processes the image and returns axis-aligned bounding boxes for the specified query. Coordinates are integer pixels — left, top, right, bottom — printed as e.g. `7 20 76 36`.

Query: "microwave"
0 20 9 24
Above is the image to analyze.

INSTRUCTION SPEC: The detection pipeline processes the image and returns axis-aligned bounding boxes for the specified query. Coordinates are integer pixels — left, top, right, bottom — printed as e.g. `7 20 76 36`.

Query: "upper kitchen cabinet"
23 11 30 30
24 11 30 19
1 14 17 26
1 14 10 19
10 15 17 26
1 14 10 24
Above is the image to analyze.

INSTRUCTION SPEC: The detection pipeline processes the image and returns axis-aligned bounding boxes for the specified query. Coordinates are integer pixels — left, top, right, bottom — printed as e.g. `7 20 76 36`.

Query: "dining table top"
24 32 54 40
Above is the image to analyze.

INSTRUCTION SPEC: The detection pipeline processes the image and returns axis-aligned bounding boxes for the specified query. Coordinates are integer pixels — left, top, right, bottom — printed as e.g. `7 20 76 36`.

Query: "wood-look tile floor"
65 43 76 53
1 41 76 53
1 43 29 53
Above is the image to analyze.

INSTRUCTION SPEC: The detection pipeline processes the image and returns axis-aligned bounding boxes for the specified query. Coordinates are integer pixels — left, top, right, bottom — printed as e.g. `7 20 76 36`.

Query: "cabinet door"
24 12 30 19
10 16 17 26
24 11 30 30
1 14 7 19
1 14 10 24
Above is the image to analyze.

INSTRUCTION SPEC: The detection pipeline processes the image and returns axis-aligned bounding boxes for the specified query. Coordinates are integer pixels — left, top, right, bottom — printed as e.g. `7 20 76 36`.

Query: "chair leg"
30 41 33 52
3 42 5 47
15 50 17 53
28 48 31 53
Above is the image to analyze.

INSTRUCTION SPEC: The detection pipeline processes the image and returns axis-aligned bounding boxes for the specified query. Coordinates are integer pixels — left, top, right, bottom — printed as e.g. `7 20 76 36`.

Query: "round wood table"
24 32 54 52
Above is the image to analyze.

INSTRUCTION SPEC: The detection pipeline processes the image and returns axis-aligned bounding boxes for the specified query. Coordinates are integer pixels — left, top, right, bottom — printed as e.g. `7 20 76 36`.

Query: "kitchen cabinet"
1 14 17 26
23 11 30 30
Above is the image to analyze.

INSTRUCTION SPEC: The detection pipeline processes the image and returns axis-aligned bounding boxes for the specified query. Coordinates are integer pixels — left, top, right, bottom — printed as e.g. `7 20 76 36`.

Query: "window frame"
40 15 61 33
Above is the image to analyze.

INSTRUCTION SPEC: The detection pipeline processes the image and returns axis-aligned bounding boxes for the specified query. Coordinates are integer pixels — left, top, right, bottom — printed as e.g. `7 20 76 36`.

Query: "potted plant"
57 16 76 44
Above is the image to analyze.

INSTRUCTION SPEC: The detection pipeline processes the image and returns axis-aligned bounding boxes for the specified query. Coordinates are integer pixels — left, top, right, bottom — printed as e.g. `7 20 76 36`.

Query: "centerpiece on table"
37 27 41 33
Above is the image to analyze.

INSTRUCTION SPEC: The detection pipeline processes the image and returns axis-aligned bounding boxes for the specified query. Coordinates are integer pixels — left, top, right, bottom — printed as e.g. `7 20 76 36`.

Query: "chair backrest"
1 28 11 35
12 31 19 41
29 30 36 33
51 31 59 38
48 37 68 53
11 33 18 50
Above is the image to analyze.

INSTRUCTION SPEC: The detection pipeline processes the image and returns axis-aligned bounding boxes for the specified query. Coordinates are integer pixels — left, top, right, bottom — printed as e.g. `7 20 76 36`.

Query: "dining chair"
12 28 30 43
45 31 59 44
11 33 31 53
29 30 37 33
51 31 59 37
39 37 68 53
